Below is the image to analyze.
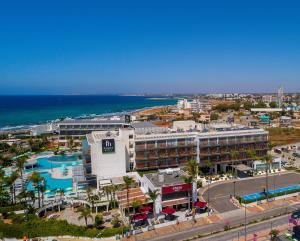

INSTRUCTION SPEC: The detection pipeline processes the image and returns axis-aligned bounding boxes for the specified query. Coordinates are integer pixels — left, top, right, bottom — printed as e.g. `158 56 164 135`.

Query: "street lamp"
207 178 210 204
244 201 247 241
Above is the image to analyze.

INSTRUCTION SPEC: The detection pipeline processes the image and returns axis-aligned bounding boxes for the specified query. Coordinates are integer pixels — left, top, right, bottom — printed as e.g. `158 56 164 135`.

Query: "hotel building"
86 121 269 187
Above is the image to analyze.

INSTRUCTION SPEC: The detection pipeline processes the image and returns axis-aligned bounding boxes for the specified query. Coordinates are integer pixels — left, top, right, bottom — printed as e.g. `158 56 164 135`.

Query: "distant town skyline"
1 0 300 95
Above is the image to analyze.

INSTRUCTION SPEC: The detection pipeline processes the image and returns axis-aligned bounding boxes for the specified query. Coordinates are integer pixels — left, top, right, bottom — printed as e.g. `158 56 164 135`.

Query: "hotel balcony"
135 145 146 151
168 151 179 157
148 153 159 159
158 152 168 158
146 144 156 149
135 155 147 161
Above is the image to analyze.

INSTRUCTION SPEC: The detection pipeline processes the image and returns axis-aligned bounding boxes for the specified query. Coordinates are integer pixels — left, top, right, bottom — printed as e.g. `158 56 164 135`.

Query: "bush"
197 181 203 188
95 214 104 228
0 204 25 214
0 216 127 238
239 187 300 204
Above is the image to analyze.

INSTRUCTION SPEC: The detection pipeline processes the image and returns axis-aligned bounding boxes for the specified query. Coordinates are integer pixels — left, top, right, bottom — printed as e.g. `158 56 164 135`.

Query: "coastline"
0 104 174 132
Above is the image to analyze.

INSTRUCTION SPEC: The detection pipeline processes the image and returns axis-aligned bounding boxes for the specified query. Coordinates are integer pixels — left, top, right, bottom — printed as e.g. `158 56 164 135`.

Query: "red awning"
162 207 176 215
194 201 207 208
132 213 148 221
139 206 152 213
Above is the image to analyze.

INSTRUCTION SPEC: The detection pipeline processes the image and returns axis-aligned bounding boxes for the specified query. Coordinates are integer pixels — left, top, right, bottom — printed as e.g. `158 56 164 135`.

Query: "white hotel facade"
86 121 273 189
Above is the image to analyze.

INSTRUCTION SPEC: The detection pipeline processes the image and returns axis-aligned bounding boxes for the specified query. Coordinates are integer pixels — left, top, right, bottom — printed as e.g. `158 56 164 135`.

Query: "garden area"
0 212 127 239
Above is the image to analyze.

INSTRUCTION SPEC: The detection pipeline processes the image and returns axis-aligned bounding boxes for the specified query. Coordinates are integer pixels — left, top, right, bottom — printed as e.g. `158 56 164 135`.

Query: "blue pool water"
26 152 83 195
36 154 81 170
27 172 73 195
241 185 300 201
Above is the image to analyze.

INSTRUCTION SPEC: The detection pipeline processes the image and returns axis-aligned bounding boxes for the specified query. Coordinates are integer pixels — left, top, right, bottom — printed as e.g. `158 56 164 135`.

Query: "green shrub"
0 216 127 238
0 204 25 214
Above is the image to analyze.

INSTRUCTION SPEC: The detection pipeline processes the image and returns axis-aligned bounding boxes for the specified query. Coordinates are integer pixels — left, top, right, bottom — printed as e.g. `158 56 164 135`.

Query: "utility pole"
233 181 236 198
244 202 247 241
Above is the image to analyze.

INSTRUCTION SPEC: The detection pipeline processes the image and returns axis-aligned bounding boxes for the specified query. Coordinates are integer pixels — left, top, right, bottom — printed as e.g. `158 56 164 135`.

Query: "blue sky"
0 0 300 94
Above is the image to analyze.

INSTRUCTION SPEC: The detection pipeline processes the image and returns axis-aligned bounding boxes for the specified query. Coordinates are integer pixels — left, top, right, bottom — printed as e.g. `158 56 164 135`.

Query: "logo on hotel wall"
102 139 115 153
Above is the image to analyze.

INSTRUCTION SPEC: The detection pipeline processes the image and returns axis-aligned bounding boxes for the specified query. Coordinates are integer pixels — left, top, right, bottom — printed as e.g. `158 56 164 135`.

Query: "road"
202 172 300 213
199 215 288 241
146 201 300 241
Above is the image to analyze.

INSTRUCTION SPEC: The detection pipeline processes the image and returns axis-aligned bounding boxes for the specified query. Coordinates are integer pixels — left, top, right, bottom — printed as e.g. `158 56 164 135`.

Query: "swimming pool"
27 172 73 196
36 154 81 169
241 185 300 201
26 152 84 196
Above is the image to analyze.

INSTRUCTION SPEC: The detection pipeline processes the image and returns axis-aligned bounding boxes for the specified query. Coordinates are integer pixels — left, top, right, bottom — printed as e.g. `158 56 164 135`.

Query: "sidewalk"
122 214 222 241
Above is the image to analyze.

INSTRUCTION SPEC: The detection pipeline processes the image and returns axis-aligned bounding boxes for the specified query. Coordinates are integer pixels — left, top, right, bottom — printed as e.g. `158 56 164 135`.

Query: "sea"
0 95 176 129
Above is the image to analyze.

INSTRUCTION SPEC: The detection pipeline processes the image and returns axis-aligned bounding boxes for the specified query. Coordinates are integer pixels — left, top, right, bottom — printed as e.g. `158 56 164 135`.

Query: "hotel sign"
162 183 192 194
102 139 115 154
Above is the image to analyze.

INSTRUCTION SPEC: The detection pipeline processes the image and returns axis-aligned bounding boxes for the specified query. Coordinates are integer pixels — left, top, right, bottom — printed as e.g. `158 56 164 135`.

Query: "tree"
77 206 93 227
0 170 10 206
269 229 279 240
210 112 219 121
28 172 45 208
122 176 135 225
203 159 213 174
66 136 74 150
260 154 273 201
111 215 121 228
110 184 118 208
132 199 143 214
15 156 27 191
182 176 193 210
230 150 239 178
95 213 104 228
5 171 19 204
102 185 112 202
146 189 160 218
269 102 277 108
185 160 199 207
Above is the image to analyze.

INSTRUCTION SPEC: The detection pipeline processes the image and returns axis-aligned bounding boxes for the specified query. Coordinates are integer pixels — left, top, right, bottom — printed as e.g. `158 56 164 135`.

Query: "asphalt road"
199 214 289 241
202 172 300 213
146 202 300 241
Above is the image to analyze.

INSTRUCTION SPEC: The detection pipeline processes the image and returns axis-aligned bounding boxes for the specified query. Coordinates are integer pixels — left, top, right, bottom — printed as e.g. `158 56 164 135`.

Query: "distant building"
280 116 292 127
177 99 211 113
57 116 132 145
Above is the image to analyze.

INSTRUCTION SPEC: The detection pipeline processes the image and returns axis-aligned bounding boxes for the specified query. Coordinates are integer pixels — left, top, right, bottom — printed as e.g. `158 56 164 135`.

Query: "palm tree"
182 176 193 210
15 156 27 191
132 199 143 214
185 160 199 205
230 150 239 178
5 171 19 204
146 189 160 218
203 159 213 174
123 176 135 225
40 183 47 206
28 172 45 208
77 206 93 227
103 185 112 202
261 154 273 201
67 136 74 150
58 188 65 201
110 184 118 208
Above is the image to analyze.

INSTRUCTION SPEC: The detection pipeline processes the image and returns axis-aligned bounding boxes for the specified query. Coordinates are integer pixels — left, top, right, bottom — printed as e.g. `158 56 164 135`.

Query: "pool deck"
50 166 73 179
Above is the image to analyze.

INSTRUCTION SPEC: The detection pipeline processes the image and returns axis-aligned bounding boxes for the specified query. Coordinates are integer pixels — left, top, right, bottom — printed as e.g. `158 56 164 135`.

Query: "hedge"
239 187 300 204
0 215 128 238
0 204 26 214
